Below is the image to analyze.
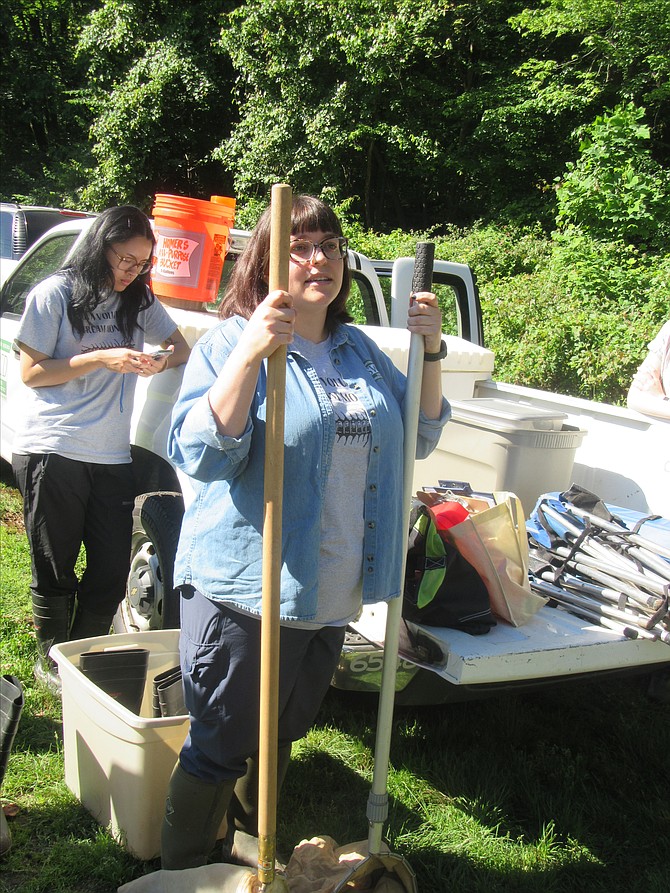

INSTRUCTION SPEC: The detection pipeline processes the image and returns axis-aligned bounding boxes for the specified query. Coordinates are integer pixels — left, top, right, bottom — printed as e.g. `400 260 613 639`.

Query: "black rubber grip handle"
411 241 435 294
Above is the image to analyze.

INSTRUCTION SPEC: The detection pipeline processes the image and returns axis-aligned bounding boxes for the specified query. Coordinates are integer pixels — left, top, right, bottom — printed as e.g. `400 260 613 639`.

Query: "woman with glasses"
161 194 449 870
12 205 190 694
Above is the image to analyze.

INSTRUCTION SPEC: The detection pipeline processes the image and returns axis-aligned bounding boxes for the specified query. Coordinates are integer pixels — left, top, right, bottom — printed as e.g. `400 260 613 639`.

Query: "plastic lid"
450 398 568 432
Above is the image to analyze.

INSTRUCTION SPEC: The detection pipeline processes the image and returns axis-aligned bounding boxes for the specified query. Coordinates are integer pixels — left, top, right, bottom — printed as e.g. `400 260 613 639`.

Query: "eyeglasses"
289 237 348 263
110 247 153 276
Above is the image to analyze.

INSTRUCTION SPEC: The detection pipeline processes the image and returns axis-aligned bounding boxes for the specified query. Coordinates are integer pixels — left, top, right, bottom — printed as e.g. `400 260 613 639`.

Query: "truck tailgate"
350 602 670 686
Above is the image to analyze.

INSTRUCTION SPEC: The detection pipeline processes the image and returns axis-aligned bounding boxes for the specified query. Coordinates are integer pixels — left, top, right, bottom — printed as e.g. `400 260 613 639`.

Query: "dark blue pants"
178 587 346 784
12 453 135 618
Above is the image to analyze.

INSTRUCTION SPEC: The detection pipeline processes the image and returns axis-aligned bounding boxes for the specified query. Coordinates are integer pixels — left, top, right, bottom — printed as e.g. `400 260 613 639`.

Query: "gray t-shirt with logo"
13 272 177 464
292 333 372 627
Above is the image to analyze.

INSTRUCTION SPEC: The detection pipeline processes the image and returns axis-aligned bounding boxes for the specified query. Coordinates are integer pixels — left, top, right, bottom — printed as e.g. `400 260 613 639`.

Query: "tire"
114 491 184 633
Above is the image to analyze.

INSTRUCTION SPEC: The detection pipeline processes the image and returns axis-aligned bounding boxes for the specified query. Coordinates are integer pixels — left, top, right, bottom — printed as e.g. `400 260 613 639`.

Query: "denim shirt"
169 316 450 622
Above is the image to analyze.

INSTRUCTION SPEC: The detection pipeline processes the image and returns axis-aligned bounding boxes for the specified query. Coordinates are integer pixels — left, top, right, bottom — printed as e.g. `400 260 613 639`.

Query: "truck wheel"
114 491 184 633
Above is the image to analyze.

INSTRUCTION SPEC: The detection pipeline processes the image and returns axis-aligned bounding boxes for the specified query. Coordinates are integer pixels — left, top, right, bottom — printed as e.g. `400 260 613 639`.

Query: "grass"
1 459 669 892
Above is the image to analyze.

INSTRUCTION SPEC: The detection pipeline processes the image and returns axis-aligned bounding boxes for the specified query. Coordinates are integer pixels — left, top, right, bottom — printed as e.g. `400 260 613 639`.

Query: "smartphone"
151 348 173 359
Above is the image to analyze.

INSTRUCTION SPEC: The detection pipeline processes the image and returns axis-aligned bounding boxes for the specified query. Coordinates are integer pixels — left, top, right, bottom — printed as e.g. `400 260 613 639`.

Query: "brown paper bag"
439 492 547 626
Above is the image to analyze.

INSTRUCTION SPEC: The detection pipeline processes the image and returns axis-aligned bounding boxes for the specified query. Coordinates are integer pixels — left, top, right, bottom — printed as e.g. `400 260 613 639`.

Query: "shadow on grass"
306 680 670 893
12 707 63 755
277 743 615 893
280 746 386 848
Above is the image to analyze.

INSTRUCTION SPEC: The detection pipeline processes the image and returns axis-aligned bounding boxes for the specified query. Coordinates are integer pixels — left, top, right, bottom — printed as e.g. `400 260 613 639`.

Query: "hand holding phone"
151 348 174 359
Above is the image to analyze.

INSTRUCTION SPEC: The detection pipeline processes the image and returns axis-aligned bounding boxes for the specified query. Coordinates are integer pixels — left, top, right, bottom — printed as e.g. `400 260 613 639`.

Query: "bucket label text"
154 233 200 279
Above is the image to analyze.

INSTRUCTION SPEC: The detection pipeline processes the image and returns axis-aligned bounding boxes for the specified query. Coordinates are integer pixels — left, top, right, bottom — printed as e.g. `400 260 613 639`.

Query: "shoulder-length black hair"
64 205 155 340
219 194 352 331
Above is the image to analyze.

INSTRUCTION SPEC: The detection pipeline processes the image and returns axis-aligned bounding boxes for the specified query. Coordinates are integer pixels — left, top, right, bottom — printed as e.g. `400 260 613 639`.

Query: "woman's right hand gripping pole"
207 290 296 438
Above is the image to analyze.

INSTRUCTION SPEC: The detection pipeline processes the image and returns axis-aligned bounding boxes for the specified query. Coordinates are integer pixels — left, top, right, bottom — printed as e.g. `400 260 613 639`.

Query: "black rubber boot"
161 763 237 870
223 743 292 868
0 675 25 857
32 594 72 695
69 606 115 641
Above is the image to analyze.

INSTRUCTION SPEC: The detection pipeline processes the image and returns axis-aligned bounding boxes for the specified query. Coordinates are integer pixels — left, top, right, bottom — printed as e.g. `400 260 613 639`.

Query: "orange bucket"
151 194 236 303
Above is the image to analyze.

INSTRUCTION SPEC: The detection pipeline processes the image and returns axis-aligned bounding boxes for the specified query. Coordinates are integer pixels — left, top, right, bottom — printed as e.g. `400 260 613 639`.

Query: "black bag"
403 502 496 635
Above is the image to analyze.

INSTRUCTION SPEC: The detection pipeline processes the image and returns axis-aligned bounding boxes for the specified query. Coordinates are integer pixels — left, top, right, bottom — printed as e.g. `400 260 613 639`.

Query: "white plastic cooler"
419 398 586 516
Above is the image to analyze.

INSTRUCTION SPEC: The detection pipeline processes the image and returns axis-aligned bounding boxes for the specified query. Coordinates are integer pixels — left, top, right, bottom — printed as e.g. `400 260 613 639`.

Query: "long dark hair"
64 206 155 340
219 194 352 331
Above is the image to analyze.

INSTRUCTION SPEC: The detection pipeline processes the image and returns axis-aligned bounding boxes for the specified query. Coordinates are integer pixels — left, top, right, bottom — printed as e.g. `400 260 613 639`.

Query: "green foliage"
216 0 548 228
342 216 665 403
478 231 668 402
76 1 236 210
511 0 670 153
217 0 443 226
346 221 551 278
3 0 669 231
0 1 93 206
230 196 269 231
216 0 670 229
433 223 552 280
555 103 670 249
339 214 666 404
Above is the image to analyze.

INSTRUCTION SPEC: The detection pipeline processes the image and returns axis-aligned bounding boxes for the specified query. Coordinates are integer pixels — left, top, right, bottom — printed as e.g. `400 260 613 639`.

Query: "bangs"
219 193 351 324
291 195 343 237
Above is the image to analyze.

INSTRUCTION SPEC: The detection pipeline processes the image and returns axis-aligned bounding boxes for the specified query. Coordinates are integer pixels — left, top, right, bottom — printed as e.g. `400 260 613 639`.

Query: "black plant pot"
1 675 25 856
79 648 150 714
152 665 186 718
0 675 24 787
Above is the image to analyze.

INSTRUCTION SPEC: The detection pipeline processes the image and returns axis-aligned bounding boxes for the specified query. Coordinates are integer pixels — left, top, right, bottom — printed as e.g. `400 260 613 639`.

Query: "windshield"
0 232 78 316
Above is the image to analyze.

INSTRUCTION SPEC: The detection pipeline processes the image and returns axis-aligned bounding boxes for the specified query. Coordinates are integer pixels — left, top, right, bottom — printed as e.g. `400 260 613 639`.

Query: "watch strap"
423 338 448 362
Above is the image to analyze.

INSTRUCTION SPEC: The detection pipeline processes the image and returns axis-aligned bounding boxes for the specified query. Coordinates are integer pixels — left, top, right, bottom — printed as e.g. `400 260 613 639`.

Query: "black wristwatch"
424 339 448 362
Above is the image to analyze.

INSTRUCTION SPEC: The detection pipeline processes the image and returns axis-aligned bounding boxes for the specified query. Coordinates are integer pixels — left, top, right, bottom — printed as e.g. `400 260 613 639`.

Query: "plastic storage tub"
434 398 586 516
51 630 188 860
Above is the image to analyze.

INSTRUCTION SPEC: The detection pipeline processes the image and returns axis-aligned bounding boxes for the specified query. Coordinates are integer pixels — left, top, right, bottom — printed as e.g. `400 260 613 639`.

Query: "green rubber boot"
223 743 292 868
69 605 114 640
161 763 237 870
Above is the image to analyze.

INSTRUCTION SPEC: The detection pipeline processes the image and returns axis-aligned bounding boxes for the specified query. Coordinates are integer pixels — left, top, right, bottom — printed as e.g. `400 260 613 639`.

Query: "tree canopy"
1 0 668 232
1 1 668 406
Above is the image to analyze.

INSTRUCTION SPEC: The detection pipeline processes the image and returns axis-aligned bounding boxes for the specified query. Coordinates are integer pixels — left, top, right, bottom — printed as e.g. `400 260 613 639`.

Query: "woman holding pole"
160 194 449 870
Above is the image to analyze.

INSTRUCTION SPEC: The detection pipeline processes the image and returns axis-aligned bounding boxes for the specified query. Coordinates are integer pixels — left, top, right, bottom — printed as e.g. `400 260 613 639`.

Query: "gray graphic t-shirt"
293 334 372 626
14 273 177 463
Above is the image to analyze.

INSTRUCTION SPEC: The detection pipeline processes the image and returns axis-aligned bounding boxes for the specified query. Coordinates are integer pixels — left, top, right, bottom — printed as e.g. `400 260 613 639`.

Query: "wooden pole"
257 183 292 890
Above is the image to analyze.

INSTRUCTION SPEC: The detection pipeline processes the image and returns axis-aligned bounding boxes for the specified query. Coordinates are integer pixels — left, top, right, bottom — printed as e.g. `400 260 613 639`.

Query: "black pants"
12 453 135 618
179 588 347 784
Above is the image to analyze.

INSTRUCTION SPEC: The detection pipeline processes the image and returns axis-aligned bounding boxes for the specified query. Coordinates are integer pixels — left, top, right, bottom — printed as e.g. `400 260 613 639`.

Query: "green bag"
403 502 496 635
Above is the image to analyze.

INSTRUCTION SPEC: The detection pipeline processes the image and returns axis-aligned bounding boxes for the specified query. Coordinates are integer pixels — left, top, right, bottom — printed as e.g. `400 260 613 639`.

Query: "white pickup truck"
1 215 668 703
